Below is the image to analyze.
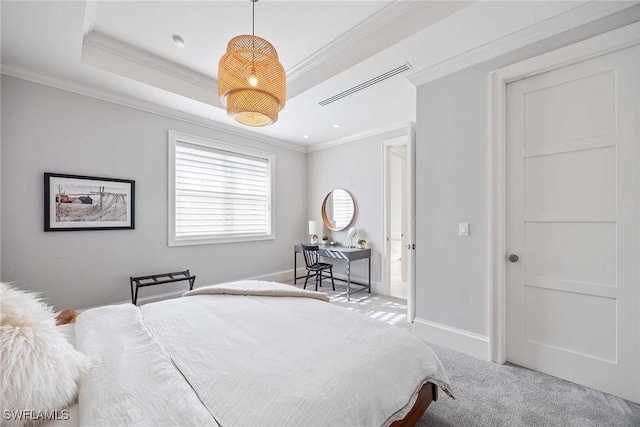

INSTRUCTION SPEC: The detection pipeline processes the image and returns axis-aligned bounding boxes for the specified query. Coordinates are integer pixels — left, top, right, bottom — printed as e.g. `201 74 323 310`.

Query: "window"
168 131 275 246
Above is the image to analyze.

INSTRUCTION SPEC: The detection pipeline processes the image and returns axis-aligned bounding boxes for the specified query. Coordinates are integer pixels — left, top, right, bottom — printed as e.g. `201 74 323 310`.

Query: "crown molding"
84 32 217 92
407 1 638 87
82 32 224 110
306 120 411 153
0 62 306 153
285 1 471 99
286 1 420 84
82 3 423 106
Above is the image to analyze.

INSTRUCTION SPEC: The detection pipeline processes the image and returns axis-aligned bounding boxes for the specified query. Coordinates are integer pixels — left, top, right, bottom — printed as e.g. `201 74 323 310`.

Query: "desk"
294 245 371 300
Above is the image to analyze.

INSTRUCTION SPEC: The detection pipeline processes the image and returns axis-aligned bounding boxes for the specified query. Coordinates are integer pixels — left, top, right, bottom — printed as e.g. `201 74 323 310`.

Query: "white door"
506 45 640 402
407 122 416 321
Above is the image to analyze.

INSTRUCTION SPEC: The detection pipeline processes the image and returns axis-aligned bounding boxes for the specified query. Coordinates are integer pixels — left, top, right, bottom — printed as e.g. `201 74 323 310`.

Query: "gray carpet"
420 343 640 427
289 281 640 426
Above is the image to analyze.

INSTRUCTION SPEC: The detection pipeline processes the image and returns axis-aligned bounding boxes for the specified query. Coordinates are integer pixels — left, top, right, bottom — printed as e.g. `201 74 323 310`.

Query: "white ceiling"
1 1 633 149
92 1 392 76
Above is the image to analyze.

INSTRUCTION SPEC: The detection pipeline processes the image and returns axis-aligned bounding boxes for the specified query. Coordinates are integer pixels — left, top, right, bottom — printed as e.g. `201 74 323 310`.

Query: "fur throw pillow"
0 283 91 427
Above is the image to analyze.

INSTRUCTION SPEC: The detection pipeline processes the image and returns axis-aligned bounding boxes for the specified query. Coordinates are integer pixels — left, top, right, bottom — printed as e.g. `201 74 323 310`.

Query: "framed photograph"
44 173 135 231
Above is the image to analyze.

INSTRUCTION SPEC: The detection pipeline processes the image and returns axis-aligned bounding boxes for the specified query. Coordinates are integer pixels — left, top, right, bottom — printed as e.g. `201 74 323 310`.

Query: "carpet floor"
290 281 640 426
420 343 640 427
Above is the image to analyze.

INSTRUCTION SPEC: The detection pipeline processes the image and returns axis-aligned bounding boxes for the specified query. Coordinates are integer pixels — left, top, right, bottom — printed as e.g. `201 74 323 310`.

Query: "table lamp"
308 221 320 244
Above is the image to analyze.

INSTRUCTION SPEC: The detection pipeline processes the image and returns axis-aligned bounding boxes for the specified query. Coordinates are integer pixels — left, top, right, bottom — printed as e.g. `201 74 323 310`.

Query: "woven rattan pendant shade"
218 35 286 127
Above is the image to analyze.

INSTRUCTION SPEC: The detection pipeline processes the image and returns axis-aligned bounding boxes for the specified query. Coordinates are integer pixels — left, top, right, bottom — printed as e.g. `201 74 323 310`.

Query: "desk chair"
300 244 336 291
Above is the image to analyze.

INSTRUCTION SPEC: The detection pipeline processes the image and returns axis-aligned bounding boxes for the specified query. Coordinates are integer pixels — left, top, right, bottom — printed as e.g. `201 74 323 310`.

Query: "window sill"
168 234 275 247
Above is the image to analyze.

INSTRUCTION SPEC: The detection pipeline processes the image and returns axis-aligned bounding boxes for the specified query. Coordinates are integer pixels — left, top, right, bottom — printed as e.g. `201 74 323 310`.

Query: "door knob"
508 254 519 263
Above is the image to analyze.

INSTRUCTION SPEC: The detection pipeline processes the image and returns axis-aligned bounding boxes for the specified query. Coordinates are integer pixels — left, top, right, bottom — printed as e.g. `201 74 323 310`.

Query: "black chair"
300 244 336 291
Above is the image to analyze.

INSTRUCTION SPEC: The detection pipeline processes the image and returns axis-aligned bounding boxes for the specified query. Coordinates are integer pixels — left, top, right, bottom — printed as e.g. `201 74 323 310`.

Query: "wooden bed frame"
390 382 438 427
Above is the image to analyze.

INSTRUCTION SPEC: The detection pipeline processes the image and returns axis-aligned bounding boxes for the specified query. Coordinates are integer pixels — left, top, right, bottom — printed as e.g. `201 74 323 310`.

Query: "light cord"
251 0 256 73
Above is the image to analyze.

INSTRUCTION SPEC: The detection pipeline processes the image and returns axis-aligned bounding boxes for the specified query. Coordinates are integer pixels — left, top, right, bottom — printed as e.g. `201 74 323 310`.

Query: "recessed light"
303 135 310 139
333 124 342 128
173 35 185 48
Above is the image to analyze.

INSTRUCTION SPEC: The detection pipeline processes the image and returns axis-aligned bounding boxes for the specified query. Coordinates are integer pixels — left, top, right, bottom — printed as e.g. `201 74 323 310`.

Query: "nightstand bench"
129 270 196 305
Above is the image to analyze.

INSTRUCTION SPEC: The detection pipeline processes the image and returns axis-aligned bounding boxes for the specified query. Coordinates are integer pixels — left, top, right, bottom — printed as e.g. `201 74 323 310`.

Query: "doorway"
388 145 407 300
382 126 415 321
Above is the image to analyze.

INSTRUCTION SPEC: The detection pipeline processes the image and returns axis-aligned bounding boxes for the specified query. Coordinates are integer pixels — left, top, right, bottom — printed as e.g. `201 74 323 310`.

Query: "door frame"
488 22 640 364
382 121 416 320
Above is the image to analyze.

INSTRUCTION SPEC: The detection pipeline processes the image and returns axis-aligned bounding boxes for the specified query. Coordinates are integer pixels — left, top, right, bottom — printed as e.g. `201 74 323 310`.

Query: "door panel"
523 70 617 147
524 221 616 287
523 286 617 362
506 45 639 403
524 146 616 215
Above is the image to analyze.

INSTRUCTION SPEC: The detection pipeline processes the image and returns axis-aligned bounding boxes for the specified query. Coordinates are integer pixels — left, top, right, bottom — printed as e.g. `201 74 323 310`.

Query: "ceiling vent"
319 63 412 106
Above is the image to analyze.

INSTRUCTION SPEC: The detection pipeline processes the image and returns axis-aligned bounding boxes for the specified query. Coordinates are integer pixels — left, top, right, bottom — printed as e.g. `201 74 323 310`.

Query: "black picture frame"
44 173 135 231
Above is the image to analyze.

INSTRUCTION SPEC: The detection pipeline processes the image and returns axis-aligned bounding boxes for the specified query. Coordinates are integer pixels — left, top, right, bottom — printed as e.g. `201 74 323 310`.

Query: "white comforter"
75 305 216 426
76 281 452 426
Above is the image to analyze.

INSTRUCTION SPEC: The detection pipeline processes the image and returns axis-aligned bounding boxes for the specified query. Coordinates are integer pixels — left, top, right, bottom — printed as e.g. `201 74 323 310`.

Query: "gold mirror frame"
321 189 356 231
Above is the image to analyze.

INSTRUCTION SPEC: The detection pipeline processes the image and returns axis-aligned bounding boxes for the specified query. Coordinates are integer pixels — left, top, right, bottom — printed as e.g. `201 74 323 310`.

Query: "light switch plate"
458 223 469 236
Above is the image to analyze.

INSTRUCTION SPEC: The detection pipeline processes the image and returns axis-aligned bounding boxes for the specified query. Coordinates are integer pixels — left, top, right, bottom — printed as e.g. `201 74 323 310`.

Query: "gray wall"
1 76 307 309
415 6 640 335
306 128 408 291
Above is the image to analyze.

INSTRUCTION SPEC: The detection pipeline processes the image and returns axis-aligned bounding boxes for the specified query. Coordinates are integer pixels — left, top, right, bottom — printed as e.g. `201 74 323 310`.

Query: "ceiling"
1 1 632 149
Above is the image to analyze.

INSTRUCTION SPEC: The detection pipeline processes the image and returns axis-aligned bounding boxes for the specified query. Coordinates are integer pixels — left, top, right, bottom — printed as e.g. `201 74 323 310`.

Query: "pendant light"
218 0 286 127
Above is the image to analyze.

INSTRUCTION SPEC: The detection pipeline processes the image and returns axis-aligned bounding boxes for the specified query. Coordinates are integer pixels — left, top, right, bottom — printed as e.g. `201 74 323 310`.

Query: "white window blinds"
169 133 274 245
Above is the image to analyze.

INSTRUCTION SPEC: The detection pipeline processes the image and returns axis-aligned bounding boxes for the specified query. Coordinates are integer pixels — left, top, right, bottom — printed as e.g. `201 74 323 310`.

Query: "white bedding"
76 304 216 426
41 325 80 427
183 280 330 302
75 280 452 426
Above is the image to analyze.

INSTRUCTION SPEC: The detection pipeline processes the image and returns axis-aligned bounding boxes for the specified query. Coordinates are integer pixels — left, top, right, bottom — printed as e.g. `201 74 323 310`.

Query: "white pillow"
0 283 91 427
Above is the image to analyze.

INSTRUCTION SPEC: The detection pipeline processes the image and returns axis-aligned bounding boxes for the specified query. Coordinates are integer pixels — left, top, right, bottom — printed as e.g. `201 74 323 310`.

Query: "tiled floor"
390 278 408 300
389 255 408 299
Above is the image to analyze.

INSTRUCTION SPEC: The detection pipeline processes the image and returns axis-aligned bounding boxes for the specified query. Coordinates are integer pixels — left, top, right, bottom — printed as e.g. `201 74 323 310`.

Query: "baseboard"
246 268 306 283
413 317 489 361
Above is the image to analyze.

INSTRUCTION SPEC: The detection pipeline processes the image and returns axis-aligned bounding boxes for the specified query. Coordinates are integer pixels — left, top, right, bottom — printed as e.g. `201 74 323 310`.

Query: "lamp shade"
308 221 320 235
218 35 286 127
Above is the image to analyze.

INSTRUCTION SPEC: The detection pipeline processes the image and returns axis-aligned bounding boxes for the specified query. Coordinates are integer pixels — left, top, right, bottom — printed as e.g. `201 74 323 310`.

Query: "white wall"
0 76 307 309
414 7 640 353
306 127 409 292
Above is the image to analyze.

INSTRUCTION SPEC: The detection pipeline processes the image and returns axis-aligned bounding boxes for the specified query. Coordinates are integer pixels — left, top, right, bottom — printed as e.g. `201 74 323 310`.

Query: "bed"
55 281 452 426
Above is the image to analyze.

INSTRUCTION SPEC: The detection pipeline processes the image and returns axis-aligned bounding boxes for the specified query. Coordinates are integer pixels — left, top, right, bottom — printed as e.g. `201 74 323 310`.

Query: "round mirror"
321 189 356 231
